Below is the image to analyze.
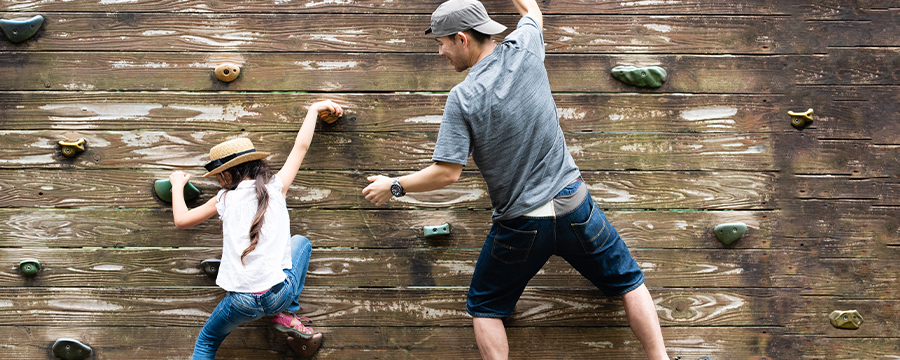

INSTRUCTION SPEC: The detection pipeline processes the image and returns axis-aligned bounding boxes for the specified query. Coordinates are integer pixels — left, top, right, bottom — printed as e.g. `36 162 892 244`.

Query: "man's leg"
473 317 509 360
622 284 668 360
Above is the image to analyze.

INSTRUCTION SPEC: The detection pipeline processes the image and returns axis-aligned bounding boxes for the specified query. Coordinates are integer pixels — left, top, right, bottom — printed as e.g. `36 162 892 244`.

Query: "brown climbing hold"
287 333 323 357
318 109 341 124
214 63 241 82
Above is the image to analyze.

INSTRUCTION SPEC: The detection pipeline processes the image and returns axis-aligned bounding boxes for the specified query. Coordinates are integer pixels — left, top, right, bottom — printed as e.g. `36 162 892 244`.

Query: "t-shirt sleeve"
503 15 544 60
431 89 472 166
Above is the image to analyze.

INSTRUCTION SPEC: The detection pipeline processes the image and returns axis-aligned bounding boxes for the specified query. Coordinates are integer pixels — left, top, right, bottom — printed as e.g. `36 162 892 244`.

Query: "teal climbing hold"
19 259 41 276
423 223 452 238
0 15 44 43
154 179 200 203
714 223 747 245
51 338 92 360
611 65 667 88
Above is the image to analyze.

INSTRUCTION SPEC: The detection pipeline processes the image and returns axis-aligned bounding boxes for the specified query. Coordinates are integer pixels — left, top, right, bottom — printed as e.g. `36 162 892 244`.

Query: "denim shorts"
466 180 645 318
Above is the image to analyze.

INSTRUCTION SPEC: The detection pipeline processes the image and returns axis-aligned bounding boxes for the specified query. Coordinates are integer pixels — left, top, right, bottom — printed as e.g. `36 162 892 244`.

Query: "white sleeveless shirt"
215 177 292 293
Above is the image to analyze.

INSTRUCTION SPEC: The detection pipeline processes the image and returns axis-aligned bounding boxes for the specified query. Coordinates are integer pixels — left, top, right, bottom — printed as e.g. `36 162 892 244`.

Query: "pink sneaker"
272 313 317 339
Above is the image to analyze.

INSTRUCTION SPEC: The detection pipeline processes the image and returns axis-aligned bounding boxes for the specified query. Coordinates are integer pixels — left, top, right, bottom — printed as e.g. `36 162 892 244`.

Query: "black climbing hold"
0 15 44 43
51 338 92 360
201 259 220 278
154 179 200 203
611 65 667 88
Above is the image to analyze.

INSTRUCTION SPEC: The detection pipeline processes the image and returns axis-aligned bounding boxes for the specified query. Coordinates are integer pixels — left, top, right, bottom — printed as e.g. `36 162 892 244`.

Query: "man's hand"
169 171 190 189
362 175 394 206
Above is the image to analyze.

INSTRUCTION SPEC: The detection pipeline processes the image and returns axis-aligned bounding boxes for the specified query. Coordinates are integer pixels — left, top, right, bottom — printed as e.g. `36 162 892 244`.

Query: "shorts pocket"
490 222 537 264
570 202 614 255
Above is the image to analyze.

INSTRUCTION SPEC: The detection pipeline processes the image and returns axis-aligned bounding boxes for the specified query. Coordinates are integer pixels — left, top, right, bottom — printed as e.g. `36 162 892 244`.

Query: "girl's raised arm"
276 100 343 198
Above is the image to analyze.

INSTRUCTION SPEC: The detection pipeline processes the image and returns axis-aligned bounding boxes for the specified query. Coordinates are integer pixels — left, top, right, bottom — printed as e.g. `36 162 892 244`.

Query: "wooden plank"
772 335 900 359
0 248 816 289
0 208 774 249
0 170 776 210
788 176 900 206
0 130 777 171
0 287 782 327
0 13 820 54
0 325 784 360
0 52 799 92
0 92 782 133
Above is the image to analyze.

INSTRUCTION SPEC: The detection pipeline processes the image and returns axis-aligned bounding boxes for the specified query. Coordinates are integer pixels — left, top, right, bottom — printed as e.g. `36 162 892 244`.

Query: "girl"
168 100 343 359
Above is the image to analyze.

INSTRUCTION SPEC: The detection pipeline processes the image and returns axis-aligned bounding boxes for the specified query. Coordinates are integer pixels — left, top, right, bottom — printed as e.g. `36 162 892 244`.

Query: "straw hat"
202 138 270 177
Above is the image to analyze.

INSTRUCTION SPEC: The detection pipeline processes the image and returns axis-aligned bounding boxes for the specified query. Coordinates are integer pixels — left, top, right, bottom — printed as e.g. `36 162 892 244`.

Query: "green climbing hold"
423 223 452 238
714 223 747 245
19 259 41 276
154 179 200 203
611 65 667 88
51 338 92 360
829 310 863 330
201 259 220 278
0 15 44 43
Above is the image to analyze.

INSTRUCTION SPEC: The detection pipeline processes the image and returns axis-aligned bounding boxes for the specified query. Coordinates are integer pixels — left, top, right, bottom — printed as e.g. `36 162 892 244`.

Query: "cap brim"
425 27 433 35
202 152 270 177
472 20 506 35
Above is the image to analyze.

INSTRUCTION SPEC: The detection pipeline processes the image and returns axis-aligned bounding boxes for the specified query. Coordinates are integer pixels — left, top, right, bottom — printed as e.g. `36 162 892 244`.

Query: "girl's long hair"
218 159 275 266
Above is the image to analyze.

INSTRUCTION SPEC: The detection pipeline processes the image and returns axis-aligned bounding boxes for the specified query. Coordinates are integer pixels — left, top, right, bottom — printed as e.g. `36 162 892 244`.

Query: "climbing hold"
0 15 44 43
201 259 220 278
51 338 92 360
214 63 241 82
699 357 713 360
287 333 323 358
829 310 863 330
423 223 452 238
611 65 667 88
318 109 342 124
714 223 747 245
58 138 86 158
154 179 200 203
19 259 41 276
789 108 814 130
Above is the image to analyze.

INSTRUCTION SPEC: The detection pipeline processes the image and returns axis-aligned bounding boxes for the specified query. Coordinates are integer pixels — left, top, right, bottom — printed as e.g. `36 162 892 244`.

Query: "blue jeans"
192 235 312 359
467 181 645 317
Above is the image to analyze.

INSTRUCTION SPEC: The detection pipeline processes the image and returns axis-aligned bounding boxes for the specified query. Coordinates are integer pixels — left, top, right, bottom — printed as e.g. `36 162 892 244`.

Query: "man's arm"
362 162 464 206
511 0 542 28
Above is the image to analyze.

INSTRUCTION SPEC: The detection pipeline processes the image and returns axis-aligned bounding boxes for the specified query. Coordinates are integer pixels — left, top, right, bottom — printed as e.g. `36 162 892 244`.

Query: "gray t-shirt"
432 15 581 222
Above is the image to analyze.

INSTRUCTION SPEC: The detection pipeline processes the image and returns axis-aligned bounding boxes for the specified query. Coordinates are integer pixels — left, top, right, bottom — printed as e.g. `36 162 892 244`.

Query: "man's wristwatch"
390 177 406 197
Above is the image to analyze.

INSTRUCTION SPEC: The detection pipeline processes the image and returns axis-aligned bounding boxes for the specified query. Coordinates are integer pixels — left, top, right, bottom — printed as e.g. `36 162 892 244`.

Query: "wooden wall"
1 0 899 358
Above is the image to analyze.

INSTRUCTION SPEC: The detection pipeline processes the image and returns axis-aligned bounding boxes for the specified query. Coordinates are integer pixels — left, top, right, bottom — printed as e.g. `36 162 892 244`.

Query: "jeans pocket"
570 201 614 255
490 222 537 264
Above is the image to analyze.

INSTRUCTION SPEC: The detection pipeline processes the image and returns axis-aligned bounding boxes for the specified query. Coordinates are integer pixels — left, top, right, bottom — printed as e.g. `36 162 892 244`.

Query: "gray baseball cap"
425 0 507 37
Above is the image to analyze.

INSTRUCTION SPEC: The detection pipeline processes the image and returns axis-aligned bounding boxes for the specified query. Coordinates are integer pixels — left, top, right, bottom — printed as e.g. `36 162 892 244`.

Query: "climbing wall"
1 0 899 359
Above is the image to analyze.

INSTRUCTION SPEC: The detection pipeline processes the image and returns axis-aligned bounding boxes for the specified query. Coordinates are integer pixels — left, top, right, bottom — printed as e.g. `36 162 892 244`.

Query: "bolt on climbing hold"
611 65 667 88
0 15 44 43
423 223 452 238
829 310 863 330
52 338 92 360
789 108 813 130
287 333 323 357
714 223 747 245
201 259 221 278
318 109 342 124
19 259 41 276
214 63 241 82
154 179 200 203
58 138 86 158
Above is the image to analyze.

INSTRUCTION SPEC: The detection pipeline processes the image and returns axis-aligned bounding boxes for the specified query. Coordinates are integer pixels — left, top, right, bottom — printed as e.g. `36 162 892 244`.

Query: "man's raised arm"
511 0 542 28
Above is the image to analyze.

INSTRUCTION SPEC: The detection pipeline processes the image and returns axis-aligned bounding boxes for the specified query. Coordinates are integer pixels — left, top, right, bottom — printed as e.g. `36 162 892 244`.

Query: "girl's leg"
282 235 312 314
192 294 259 359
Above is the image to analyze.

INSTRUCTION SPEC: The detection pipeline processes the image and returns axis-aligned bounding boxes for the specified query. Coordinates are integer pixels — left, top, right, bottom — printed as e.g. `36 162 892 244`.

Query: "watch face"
391 183 403 196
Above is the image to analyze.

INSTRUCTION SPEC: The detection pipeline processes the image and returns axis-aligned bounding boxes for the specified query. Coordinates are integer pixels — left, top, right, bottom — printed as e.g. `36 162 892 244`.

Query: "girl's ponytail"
242 175 269 266
218 159 274 266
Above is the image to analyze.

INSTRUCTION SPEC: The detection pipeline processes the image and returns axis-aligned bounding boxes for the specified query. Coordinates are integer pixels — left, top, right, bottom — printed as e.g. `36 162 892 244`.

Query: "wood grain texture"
0 52 809 92
0 325 784 360
0 208 774 249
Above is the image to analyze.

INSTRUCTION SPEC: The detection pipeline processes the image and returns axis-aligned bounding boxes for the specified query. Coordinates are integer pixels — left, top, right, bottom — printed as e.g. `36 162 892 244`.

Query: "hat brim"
202 152 270 177
472 20 506 35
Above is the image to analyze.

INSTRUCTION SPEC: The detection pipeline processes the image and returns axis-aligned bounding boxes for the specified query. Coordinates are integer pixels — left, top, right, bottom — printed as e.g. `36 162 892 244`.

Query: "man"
362 0 669 358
